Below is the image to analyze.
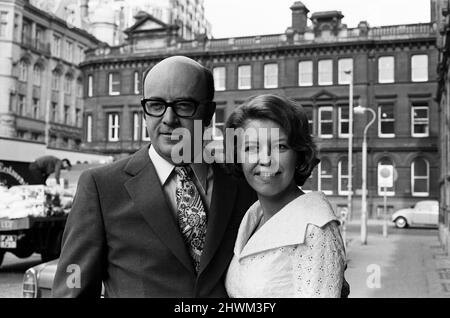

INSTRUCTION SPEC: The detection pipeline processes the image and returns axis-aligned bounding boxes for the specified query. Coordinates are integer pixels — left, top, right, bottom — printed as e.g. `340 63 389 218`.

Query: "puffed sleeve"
292 220 346 297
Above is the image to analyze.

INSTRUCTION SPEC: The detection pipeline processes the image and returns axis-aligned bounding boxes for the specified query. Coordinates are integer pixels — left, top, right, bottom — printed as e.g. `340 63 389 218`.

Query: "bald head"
144 56 214 101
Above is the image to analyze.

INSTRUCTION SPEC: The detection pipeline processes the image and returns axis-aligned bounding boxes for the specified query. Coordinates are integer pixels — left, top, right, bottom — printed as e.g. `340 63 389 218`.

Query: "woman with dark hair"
224 94 346 297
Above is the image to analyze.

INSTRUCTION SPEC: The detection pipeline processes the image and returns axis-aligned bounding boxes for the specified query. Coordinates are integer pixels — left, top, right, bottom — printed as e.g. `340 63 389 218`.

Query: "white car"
391 200 438 228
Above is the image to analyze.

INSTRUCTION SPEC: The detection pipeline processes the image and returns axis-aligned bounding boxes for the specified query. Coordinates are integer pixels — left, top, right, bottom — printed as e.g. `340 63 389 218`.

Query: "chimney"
290 1 309 34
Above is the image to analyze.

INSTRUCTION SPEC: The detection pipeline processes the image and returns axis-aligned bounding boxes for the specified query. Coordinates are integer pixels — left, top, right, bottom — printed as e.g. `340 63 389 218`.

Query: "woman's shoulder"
287 191 339 228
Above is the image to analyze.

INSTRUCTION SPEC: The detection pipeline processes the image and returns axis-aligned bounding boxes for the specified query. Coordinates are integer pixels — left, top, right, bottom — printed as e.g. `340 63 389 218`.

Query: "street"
0 222 448 298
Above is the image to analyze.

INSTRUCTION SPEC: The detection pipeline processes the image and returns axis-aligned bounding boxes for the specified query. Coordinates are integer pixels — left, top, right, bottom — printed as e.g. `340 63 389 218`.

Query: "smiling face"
143 56 215 164
239 119 298 199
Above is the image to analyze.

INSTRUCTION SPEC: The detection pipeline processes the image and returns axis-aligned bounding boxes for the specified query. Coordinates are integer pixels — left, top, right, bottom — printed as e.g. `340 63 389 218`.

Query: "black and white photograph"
0 0 449 304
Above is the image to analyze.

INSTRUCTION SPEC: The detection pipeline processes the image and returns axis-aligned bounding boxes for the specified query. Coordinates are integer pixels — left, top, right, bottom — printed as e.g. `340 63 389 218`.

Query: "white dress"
225 191 346 298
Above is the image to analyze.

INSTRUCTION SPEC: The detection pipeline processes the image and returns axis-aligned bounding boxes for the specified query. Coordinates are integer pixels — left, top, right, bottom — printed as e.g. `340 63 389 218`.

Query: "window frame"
298 60 313 87
318 106 333 138
213 66 226 91
338 58 353 85
378 56 395 83
411 54 428 82
378 104 395 138
263 63 278 89
338 158 349 195
338 106 349 138
318 159 333 195
87 74 93 97
108 72 120 96
318 59 333 86
237 65 251 90
411 158 430 197
411 105 429 137
108 112 120 142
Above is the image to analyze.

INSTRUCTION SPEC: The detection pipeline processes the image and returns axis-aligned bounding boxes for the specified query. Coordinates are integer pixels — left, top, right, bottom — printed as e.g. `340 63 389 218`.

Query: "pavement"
344 220 450 298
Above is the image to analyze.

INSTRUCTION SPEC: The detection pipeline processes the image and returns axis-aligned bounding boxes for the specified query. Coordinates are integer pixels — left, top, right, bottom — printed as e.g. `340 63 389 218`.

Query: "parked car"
391 200 438 228
22 259 105 297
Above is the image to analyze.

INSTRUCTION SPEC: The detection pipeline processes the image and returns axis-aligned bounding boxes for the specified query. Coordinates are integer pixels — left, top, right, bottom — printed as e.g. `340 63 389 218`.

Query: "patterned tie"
174 166 207 273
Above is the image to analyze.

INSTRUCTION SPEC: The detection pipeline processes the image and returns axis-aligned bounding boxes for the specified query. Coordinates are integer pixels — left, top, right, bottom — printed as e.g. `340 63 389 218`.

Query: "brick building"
0 0 100 150
80 2 439 219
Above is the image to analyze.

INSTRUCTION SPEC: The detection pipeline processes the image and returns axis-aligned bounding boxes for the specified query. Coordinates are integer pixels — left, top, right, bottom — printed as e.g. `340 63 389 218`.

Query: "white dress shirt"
225 191 347 298
148 145 213 218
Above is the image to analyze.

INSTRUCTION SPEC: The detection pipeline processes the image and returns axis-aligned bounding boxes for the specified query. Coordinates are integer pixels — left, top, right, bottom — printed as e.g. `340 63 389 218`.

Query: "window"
51 102 57 122
411 158 429 196
212 108 225 140
134 71 140 94
33 65 42 86
76 81 83 98
378 104 395 137
377 157 395 196
142 116 150 141
87 75 93 97
338 58 353 84
52 34 61 57
18 60 28 82
65 40 73 62
238 65 251 89
378 56 394 83
338 157 349 195
13 13 19 41
18 94 25 115
411 104 429 137
133 112 140 141
22 20 30 44
338 106 349 137
0 11 8 38
264 63 278 88
75 108 81 127
108 73 120 95
51 71 60 90
108 113 120 141
298 61 313 86
213 67 226 91
318 59 333 85
318 107 333 138
77 45 85 63
64 105 70 125
411 54 428 82
32 98 39 119
318 159 333 195
64 75 72 94
86 114 92 142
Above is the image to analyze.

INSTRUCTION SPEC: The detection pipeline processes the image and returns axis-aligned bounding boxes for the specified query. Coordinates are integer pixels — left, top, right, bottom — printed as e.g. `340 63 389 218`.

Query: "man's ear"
203 102 216 127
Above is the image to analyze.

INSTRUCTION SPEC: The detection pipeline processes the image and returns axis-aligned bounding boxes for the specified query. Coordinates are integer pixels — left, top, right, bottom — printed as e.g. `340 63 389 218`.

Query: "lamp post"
354 105 376 245
344 70 353 222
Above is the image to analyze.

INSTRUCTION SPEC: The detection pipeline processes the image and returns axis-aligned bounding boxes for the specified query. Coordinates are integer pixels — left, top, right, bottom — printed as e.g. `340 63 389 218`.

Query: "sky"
204 0 431 38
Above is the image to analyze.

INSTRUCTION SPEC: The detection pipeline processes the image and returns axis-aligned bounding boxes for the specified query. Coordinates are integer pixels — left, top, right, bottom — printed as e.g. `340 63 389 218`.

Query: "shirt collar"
148 145 209 192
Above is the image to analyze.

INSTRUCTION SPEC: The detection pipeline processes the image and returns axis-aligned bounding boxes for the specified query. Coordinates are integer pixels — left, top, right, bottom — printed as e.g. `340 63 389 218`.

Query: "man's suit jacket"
52 145 257 297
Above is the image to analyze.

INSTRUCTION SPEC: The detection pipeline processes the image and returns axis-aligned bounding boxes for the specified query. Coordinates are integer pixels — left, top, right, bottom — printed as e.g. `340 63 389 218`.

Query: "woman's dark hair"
224 94 319 186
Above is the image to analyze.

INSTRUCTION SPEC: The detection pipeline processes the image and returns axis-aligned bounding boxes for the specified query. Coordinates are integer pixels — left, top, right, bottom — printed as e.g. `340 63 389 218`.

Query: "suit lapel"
199 164 237 274
123 146 195 275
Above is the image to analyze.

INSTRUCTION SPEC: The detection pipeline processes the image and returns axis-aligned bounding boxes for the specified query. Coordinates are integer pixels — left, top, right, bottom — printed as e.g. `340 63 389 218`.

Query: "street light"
344 70 353 222
354 105 376 245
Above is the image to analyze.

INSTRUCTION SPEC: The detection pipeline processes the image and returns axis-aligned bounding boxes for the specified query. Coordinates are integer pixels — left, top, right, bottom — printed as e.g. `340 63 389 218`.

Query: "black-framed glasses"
141 98 214 118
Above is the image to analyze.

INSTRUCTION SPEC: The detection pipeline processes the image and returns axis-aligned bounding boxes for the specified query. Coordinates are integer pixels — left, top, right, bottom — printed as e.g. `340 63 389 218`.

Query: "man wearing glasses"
52 56 257 297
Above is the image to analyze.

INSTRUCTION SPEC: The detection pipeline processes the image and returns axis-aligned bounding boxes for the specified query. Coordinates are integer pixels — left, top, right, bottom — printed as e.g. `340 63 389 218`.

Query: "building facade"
28 0 212 46
80 2 439 219
0 0 100 151
436 0 450 255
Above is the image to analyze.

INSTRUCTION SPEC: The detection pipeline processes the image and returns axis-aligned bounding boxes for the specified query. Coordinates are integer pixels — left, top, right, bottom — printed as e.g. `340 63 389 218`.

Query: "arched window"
377 157 395 196
411 157 429 196
33 64 42 86
338 157 349 195
64 74 73 94
318 158 333 195
18 60 28 81
51 70 61 90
